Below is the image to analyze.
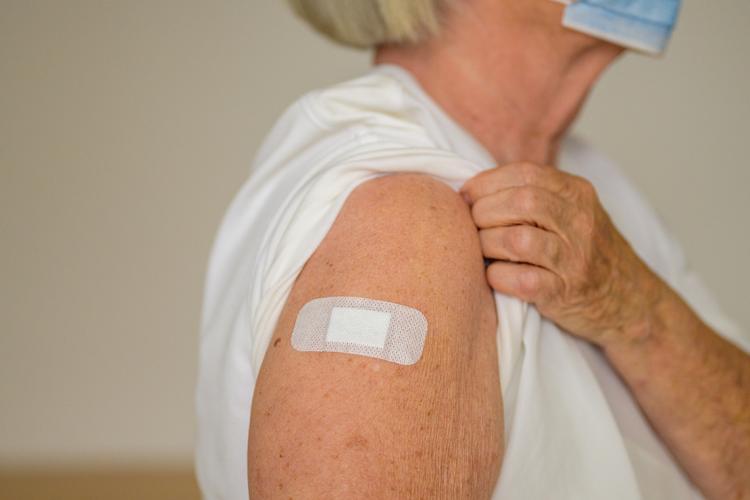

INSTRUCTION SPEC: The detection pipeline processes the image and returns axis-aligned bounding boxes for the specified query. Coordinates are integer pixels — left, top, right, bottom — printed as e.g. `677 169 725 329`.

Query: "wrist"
600 264 668 352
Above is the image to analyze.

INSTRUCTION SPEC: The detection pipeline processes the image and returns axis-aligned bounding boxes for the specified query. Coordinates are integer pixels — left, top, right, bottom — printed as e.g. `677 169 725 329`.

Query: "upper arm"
248 173 504 498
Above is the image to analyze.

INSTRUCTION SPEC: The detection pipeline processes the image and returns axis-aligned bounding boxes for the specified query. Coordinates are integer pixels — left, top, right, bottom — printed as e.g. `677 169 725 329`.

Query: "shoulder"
301 71 405 128
300 173 488 307
248 173 502 498
337 172 476 241
251 69 426 178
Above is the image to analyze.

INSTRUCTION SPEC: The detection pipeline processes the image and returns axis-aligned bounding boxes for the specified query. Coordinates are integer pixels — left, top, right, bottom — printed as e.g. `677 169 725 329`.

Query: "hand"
459 162 664 347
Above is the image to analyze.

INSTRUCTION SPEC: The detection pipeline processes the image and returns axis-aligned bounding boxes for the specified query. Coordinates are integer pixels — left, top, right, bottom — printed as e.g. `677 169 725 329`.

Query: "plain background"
1 0 748 472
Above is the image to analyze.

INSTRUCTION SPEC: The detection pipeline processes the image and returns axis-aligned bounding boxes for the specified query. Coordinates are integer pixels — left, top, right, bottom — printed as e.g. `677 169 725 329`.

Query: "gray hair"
287 0 456 49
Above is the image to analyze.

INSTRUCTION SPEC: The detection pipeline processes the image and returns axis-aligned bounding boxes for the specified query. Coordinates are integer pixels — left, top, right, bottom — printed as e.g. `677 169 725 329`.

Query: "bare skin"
374 0 624 167
249 174 503 498
459 161 750 500
377 0 750 497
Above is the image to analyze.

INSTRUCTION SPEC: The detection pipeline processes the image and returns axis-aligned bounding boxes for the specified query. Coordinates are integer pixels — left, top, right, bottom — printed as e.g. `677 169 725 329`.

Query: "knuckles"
573 175 597 200
479 227 537 260
518 162 543 185
508 226 534 255
513 186 540 213
517 269 541 298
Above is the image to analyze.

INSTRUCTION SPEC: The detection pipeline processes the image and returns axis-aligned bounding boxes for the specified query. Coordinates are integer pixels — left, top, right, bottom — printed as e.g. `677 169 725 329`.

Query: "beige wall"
1 0 748 467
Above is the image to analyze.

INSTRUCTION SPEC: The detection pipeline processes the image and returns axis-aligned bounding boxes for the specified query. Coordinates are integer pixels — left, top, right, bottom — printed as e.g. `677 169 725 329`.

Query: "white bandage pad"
291 296 428 365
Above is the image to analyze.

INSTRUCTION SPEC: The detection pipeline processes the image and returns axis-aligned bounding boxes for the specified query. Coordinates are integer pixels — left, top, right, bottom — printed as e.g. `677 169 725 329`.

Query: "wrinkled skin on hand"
459 162 664 347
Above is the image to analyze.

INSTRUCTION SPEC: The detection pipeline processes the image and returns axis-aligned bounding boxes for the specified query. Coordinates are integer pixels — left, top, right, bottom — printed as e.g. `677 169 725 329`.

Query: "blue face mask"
553 0 683 55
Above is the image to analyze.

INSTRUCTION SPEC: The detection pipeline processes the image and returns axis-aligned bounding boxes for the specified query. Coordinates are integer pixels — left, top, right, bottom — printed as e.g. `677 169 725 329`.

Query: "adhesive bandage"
291 296 428 365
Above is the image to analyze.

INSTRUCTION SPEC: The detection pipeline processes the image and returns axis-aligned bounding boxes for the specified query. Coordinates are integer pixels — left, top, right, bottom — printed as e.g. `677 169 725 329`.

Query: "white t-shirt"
195 63 750 500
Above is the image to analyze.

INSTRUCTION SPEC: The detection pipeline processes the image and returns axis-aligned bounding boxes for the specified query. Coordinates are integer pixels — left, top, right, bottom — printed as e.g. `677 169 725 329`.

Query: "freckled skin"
248 174 503 499
460 162 655 346
461 161 750 498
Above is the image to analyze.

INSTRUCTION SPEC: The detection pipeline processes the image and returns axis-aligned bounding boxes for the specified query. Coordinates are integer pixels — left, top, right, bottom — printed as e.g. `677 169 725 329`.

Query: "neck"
372 3 622 166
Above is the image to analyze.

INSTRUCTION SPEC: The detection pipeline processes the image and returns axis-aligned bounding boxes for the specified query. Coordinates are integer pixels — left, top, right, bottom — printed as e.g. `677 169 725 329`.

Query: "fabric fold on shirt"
195 63 746 500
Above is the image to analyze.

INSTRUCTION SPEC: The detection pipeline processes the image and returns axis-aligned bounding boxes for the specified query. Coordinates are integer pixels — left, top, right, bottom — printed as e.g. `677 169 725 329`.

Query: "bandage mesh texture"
291 296 428 365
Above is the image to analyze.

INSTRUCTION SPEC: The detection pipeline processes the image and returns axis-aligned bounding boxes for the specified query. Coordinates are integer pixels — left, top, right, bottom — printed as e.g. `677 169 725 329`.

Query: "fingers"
459 162 572 204
485 260 562 305
479 225 563 272
470 185 573 236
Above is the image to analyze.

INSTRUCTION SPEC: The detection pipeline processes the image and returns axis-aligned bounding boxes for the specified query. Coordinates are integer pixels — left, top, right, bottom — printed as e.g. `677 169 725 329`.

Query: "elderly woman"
195 1 750 499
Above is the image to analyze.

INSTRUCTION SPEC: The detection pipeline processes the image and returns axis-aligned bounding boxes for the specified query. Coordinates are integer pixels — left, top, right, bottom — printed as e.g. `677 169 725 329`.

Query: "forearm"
602 273 750 499
459 159 750 496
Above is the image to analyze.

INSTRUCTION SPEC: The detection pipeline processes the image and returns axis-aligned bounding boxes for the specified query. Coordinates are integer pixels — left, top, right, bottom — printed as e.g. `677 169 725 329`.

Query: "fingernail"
460 191 471 204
